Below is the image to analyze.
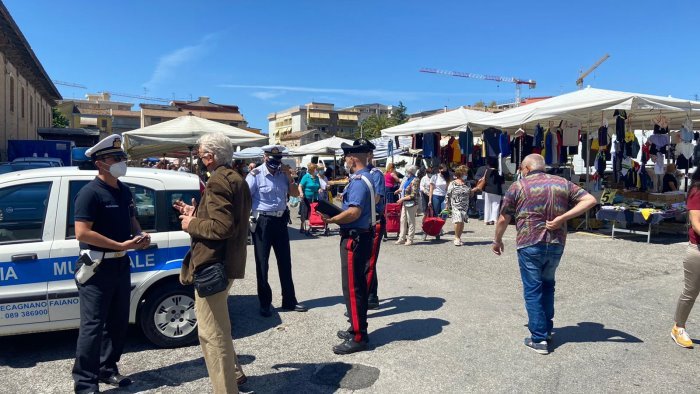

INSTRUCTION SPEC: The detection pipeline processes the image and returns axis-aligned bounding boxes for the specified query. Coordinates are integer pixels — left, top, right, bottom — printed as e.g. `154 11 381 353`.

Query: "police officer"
361 139 385 310
322 140 375 354
72 135 151 393
246 145 307 317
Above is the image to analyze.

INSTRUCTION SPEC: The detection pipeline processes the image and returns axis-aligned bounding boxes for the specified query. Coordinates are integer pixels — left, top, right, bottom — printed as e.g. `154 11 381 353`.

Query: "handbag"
194 261 228 297
474 168 491 192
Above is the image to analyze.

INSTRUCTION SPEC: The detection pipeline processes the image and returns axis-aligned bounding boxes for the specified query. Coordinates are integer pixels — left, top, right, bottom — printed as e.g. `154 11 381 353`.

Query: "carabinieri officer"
322 140 375 354
72 135 151 393
360 139 385 310
246 145 307 317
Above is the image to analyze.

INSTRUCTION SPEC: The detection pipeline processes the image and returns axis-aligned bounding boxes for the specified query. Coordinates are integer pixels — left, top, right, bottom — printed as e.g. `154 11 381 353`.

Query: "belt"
255 210 286 218
340 228 371 237
80 249 126 260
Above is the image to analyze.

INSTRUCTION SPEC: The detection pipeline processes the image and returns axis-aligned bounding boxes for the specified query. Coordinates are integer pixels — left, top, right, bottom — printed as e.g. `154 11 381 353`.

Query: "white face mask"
108 162 127 178
344 161 353 174
461 176 468 181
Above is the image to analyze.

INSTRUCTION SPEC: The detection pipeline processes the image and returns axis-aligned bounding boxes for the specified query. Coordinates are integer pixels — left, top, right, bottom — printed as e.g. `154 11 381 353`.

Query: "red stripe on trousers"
346 238 362 343
366 221 382 288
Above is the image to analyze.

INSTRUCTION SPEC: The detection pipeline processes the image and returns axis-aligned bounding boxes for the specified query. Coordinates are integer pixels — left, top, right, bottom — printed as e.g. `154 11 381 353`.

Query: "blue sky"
6 0 700 133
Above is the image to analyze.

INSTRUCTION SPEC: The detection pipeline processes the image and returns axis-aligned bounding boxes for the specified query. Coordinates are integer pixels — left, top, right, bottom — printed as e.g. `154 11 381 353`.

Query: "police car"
0 166 202 348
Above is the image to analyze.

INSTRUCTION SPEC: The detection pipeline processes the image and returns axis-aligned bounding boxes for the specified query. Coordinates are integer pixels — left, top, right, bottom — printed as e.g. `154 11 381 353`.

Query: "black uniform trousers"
252 213 298 309
340 230 372 342
366 215 384 303
73 256 130 394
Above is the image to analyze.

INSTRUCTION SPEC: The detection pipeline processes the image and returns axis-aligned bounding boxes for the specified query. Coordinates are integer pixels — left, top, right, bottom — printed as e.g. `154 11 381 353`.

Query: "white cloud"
219 83 506 100
251 91 285 100
143 33 218 89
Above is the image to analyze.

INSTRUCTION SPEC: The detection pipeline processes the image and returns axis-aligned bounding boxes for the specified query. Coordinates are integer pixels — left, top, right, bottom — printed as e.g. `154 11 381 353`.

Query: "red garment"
688 189 700 244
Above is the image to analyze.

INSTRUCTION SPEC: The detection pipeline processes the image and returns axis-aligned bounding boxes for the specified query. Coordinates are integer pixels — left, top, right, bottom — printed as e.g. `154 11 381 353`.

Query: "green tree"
392 101 409 124
52 107 69 128
489 100 498 108
356 114 396 140
474 100 485 108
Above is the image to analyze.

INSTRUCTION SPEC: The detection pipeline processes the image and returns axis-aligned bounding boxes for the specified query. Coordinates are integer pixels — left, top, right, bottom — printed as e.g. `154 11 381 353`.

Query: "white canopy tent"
287 136 354 156
469 87 700 131
232 147 265 160
122 115 268 158
369 136 411 159
380 107 496 137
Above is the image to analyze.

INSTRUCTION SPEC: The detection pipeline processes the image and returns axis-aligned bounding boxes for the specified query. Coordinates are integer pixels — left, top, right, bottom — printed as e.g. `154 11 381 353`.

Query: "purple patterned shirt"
500 171 589 249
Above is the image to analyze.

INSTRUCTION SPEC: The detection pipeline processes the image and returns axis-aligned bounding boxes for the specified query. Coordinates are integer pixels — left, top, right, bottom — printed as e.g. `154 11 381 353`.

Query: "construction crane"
419 68 536 106
53 80 87 89
576 54 610 89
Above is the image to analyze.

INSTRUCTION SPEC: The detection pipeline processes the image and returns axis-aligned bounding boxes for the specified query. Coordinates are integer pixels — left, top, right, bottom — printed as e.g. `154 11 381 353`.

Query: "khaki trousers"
399 204 417 242
195 280 243 394
675 244 700 326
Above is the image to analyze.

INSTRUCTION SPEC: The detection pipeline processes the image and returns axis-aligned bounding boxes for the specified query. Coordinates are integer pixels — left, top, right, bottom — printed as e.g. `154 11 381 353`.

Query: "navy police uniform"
246 145 304 316
334 141 375 353
72 135 138 393
366 156 385 309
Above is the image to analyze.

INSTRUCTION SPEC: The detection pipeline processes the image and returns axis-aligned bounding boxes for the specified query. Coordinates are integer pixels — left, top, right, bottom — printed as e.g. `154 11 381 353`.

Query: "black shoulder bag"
194 260 228 297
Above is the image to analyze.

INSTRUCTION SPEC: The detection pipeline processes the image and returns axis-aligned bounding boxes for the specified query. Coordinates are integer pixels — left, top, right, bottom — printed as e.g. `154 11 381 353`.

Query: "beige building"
279 129 331 149
267 102 360 146
344 103 395 123
140 96 256 131
0 2 62 161
57 92 140 136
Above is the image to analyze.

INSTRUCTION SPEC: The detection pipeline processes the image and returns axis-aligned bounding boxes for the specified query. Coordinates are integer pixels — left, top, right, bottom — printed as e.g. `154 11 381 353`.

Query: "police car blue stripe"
0 246 189 286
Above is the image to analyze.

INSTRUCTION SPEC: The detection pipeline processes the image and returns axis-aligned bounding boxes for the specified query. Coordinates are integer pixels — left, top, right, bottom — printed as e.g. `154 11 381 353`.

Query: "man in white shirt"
419 167 432 216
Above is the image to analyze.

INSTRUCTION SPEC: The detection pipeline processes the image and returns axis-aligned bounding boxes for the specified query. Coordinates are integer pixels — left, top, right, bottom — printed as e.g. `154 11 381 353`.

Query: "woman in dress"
446 165 472 246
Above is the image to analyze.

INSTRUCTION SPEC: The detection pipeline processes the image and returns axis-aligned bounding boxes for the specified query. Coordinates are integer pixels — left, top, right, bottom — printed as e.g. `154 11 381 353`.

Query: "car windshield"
0 162 52 174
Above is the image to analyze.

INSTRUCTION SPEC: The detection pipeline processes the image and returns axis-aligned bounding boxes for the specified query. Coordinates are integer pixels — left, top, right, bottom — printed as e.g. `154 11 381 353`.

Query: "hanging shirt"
598 126 609 147
534 123 544 150
458 129 474 156
562 121 580 146
482 128 502 158
499 132 511 157
510 134 534 167
423 133 435 158
450 138 461 163
544 130 553 165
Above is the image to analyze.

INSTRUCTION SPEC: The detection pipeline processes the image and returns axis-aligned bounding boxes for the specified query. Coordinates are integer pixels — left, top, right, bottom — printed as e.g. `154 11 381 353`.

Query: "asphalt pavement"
1 215 698 393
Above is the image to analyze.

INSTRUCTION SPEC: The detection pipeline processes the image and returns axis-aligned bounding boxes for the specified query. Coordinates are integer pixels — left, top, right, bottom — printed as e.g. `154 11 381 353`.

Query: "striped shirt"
500 171 589 249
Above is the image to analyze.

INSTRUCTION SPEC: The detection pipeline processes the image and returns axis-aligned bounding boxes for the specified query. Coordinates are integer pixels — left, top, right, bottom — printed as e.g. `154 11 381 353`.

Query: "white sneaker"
395 239 406 245
405 240 413 246
453 238 462 246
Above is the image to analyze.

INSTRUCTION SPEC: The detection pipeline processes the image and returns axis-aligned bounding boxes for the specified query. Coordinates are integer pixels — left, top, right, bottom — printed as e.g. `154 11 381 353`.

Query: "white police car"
0 167 202 348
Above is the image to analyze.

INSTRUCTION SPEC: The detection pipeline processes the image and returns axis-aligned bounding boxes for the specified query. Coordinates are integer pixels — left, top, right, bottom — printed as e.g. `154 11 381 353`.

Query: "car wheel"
139 282 198 348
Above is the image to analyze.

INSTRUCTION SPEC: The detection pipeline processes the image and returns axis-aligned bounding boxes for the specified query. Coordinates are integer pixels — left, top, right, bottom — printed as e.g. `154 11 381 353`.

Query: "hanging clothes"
423 133 435 158
677 142 695 170
499 132 511 158
533 123 544 154
614 110 627 143
412 134 423 150
561 121 580 146
450 137 461 164
543 130 553 165
458 128 474 159
510 133 534 167
482 128 502 158
598 125 609 147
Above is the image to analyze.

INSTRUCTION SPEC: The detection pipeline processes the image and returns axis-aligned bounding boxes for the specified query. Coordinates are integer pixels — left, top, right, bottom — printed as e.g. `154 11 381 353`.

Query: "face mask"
462 176 468 181
441 171 448 179
108 161 127 178
344 161 353 174
267 157 282 171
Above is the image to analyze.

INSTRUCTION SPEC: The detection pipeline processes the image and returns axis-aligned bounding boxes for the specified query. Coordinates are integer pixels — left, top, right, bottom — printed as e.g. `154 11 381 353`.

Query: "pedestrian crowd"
69 133 700 393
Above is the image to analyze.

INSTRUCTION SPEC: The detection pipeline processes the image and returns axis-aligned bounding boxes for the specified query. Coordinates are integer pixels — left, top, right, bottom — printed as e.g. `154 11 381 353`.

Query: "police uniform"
246 145 305 316
72 135 139 393
334 142 375 354
365 144 385 309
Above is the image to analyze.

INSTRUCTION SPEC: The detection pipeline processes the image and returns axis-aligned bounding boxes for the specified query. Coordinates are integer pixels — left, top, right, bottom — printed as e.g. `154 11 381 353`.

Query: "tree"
489 100 498 108
392 101 409 124
356 114 395 140
52 107 69 128
473 100 485 108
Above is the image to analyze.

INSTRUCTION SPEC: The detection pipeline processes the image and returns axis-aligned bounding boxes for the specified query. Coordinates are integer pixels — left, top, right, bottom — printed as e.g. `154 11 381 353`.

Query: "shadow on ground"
550 321 643 351
243 362 380 393
371 318 450 348
229 295 283 339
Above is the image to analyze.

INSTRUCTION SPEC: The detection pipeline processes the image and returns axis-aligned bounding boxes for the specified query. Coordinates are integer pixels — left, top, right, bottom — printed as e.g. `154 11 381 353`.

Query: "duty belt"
255 210 286 218
80 250 127 260
340 228 372 237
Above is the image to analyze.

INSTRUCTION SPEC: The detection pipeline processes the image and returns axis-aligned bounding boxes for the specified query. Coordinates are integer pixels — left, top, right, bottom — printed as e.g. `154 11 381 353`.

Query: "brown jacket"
180 165 251 284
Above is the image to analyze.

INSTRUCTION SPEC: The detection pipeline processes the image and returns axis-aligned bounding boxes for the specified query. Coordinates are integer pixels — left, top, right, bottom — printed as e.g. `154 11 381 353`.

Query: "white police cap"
85 134 127 159
261 145 288 156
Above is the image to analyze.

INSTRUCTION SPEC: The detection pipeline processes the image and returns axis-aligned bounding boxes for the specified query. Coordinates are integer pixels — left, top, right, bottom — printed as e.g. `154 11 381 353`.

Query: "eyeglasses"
199 152 213 159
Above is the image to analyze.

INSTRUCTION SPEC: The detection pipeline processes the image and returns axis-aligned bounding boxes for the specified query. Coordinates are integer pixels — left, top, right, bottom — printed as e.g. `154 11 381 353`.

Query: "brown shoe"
237 374 248 385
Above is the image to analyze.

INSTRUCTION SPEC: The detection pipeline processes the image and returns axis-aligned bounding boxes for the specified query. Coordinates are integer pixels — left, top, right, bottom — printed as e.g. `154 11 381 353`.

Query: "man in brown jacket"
175 132 251 394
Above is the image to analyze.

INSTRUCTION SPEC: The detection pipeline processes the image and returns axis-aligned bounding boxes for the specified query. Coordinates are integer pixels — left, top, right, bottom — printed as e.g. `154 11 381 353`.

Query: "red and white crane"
419 68 536 107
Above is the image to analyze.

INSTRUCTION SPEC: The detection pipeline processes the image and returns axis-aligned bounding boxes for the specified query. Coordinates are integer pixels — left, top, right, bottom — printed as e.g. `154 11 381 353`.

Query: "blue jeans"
517 242 564 342
430 195 445 217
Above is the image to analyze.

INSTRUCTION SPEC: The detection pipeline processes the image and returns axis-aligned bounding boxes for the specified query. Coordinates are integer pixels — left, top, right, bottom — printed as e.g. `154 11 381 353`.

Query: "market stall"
122 114 268 159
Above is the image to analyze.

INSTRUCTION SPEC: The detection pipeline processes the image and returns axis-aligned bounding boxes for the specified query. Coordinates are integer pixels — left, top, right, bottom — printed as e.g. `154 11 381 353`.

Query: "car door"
48 176 166 322
0 178 58 329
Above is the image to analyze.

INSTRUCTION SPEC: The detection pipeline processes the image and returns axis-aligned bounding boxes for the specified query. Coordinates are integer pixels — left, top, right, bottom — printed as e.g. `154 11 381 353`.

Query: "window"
151 117 162 124
66 181 157 238
101 119 107 128
29 95 33 123
21 87 24 118
9 77 14 112
167 191 200 231
0 182 52 243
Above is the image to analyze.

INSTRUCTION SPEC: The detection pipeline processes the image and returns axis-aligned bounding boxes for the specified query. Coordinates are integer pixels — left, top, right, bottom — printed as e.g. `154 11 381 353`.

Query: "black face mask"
267 157 282 171
441 170 449 179
198 158 207 174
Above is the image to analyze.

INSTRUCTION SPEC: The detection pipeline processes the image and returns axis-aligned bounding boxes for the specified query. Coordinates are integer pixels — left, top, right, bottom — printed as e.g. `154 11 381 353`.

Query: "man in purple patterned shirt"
492 154 596 355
